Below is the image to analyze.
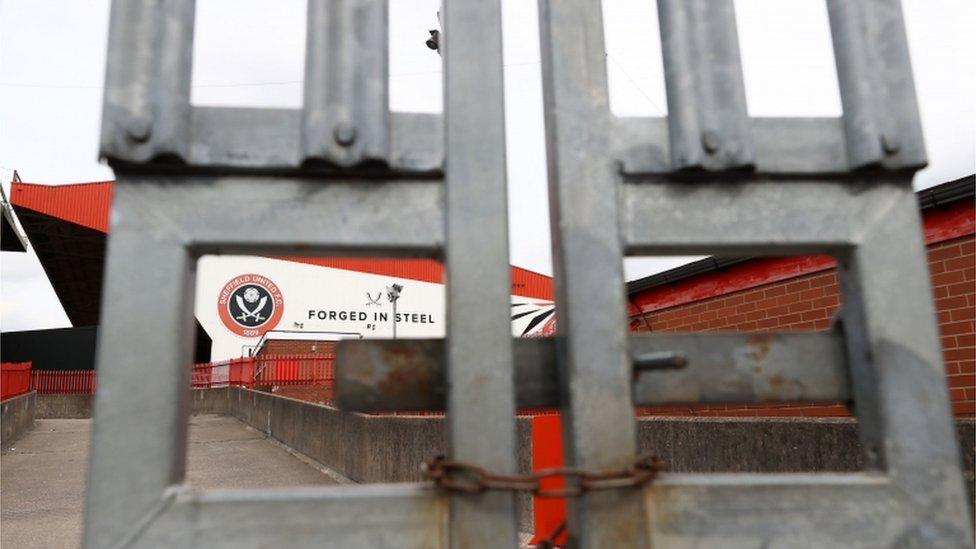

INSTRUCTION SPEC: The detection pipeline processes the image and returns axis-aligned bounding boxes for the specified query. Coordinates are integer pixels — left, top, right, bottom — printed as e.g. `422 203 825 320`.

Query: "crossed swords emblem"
365 292 382 306
235 293 268 323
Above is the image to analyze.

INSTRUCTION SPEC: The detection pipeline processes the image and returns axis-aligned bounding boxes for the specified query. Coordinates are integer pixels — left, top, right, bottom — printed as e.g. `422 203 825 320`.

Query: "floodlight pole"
387 284 402 339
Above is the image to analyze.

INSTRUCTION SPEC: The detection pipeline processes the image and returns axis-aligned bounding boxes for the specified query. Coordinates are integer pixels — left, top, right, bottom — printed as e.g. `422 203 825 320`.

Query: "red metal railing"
255 354 334 385
14 355 334 396
16 354 334 395
30 369 97 394
191 354 335 389
1 362 32 400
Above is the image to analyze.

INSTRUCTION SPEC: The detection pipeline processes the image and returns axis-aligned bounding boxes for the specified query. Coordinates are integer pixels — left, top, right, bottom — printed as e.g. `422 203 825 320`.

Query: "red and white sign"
217 274 284 338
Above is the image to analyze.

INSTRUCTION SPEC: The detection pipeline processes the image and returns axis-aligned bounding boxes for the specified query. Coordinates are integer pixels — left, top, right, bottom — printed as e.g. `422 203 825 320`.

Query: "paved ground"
1 415 336 549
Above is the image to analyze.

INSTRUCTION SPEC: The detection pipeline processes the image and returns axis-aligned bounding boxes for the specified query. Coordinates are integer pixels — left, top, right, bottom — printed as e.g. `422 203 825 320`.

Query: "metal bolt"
333 123 357 147
880 133 900 155
426 29 440 52
126 116 152 142
633 351 688 372
701 130 721 154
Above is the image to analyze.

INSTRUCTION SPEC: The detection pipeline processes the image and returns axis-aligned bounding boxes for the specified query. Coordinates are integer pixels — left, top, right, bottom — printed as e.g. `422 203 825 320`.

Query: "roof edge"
626 175 976 295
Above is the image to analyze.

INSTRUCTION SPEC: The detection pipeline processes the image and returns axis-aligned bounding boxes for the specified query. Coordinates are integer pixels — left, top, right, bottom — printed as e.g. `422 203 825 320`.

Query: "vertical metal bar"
538 0 648 546
843 183 973 545
83 182 196 548
303 0 390 167
658 0 753 172
442 0 519 546
835 244 886 471
827 0 926 170
100 0 194 163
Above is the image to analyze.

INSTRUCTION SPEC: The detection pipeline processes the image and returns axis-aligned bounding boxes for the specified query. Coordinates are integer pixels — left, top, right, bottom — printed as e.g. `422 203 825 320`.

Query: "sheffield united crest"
218 274 284 337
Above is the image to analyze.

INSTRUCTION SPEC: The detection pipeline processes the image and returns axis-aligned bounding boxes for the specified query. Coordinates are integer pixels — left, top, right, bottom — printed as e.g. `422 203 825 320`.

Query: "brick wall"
630 234 975 418
256 339 336 357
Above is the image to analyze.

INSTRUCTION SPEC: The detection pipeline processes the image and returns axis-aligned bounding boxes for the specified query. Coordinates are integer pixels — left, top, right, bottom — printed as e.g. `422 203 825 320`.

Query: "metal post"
84 183 196 548
539 0 648 545
442 0 519 546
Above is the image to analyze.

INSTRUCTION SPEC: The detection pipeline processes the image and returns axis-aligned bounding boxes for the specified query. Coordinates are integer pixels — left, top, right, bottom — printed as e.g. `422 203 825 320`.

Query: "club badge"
217 274 284 337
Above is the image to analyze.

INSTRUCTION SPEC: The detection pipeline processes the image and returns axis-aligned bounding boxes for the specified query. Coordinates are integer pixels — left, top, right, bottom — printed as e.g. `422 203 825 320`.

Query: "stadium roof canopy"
8 180 554 328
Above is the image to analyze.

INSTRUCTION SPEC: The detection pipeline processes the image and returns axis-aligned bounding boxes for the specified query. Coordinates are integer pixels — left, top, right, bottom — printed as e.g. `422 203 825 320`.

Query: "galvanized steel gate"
86 0 971 547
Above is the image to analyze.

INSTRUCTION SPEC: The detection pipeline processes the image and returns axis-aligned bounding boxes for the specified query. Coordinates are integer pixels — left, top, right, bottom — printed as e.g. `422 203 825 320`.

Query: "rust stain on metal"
746 333 774 362
376 344 434 399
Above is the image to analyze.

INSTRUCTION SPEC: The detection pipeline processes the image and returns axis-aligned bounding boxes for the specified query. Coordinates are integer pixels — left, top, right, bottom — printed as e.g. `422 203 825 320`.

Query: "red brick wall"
256 340 336 357
630 234 975 418
932 236 976 415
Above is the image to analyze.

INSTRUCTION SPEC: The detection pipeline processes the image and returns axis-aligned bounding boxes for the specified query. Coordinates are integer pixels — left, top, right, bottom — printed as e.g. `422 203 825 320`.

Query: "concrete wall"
1 391 36 448
29 390 227 419
35 394 93 419
190 386 230 415
225 388 535 531
219 389 975 529
641 416 975 511
638 416 975 473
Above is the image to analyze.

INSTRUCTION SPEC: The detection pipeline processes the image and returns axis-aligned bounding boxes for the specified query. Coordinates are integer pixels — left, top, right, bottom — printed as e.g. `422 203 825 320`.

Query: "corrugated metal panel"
278 257 555 301
10 181 113 233
277 257 445 284
510 265 554 301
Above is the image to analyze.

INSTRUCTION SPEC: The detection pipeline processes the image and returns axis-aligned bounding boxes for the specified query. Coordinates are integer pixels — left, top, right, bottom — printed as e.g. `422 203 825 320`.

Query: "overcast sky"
1 0 974 332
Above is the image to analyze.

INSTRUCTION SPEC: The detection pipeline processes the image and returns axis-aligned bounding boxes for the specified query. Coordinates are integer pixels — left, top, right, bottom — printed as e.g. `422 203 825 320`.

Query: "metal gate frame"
85 0 514 547
534 0 972 546
85 0 972 547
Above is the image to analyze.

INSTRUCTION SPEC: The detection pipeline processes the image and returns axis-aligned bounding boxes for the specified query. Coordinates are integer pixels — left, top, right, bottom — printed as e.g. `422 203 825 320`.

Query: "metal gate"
85 0 971 547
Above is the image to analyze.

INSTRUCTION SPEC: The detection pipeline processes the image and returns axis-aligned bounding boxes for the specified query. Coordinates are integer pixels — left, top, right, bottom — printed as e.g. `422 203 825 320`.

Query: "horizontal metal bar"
134 484 447 548
621 179 909 255
632 332 848 404
335 332 849 411
335 338 554 411
183 108 441 173
642 473 942 546
614 117 849 175
112 176 444 255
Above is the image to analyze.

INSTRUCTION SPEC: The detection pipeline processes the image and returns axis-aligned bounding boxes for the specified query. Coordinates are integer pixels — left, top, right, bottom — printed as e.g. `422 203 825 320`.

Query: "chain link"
422 452 665 498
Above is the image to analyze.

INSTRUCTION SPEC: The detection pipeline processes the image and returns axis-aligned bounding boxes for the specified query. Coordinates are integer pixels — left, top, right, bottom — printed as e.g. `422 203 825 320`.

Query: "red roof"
10 181 554 301
11 181 114 233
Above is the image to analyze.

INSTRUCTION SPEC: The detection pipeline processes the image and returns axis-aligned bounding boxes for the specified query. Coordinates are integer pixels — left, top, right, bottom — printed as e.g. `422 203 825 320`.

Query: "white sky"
1 0 974 332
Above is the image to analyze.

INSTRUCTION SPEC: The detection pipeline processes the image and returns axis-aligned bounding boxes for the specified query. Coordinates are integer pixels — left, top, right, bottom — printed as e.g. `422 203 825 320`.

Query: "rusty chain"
422 452 665 499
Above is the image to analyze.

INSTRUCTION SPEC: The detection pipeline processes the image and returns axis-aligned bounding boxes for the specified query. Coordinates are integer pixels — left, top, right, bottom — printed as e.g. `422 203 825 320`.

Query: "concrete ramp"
1 415 336 549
